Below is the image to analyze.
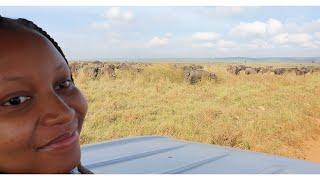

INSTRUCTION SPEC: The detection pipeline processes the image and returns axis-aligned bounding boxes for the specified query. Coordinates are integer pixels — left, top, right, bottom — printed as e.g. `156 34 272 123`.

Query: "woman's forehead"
0 30 64 66
0 28 68 78
0 26 47 52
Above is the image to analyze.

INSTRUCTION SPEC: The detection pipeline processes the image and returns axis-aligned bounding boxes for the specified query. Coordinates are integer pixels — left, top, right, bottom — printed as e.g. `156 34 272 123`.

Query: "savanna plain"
70 61 320 163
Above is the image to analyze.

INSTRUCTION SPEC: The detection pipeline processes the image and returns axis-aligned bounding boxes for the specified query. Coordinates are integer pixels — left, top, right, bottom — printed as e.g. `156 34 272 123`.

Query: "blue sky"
1 6 320 59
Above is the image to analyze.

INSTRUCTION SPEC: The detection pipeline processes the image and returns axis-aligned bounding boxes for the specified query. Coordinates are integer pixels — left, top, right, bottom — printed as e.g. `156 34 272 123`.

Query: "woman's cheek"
65 87 88 133
0 118 34 153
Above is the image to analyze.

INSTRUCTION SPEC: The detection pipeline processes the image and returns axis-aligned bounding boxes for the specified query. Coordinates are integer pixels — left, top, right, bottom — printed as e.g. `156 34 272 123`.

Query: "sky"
1 6 320 60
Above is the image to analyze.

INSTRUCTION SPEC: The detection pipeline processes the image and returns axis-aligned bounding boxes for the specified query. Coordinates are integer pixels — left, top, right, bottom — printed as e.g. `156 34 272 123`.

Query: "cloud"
272 33 289 44
300 19 320 33
267 19 283 34
191 32 220 41
314 32 320 39
146 36 169 48
88 8 320 58
104 7 120 19
272 33 317 48
103 7 134 22
190 33 232 49
215 40 238 52
248 39 274 49
230 18 319 49
230 21 267 37
289 33 312 44
217 40 237 48
230 18 283 38
289 33 317 48
272 33 311 45
191 42 215 48
91 22 111 29
191 39 237 50
164 33 173 38
92 7 134 30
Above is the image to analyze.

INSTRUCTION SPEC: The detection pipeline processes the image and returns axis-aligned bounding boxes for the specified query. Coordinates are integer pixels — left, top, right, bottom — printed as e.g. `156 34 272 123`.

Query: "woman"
0 15 92 173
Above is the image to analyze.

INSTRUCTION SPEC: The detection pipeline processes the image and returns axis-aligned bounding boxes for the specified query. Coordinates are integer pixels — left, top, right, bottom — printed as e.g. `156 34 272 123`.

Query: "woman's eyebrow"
0 75 26 82
0 62 66 82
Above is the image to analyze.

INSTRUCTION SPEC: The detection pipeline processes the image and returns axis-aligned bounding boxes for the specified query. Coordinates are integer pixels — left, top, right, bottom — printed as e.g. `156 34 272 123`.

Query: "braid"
16 18 68 61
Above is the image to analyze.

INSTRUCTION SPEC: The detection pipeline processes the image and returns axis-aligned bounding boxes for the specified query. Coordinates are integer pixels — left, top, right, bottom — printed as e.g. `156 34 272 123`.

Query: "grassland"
73 62 320 161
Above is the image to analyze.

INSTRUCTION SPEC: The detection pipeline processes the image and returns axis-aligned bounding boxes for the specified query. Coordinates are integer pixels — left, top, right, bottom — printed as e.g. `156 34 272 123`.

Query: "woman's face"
0 27 88 173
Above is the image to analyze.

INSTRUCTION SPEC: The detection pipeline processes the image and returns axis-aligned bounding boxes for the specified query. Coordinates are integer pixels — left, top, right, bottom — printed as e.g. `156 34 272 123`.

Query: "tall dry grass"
73 62 320 160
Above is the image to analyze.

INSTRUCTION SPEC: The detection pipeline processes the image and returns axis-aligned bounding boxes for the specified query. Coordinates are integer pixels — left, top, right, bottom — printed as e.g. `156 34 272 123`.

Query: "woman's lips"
37 131 79 152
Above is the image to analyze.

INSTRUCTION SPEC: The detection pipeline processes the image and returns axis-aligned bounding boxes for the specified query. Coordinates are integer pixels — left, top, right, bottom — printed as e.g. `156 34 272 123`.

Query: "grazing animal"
227 65 242 75
286 67 298 74
258 67 270 74
92 60 102 65
83 66 100 79
273 68 286 75
295 67 310 76
99 64 116 79
118 63 131 70
184 69 217 84
228 65 247 75
116 63 143 72
191 64 204 70
244 67 258 75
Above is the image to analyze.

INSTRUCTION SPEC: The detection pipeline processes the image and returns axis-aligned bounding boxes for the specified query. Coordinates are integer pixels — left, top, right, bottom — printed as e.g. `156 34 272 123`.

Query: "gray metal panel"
80 136 320 174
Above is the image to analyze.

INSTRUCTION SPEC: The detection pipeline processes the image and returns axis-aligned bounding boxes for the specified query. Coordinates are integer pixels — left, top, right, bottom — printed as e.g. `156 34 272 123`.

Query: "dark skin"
0 25 88 173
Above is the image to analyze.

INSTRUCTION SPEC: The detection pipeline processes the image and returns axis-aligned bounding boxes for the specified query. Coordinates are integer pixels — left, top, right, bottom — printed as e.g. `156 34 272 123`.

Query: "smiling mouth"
36 131 79 152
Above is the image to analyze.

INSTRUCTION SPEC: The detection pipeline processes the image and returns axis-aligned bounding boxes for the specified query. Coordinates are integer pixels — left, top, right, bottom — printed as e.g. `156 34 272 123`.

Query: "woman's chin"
40 153 81 173
35 141 81 173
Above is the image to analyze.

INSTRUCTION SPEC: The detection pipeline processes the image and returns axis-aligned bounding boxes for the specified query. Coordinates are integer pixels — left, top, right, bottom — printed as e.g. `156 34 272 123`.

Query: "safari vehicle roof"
80 136 320 174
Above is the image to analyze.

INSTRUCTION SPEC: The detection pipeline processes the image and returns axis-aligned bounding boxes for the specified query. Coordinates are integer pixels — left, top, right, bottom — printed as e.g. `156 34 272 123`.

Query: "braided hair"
0 15 92 174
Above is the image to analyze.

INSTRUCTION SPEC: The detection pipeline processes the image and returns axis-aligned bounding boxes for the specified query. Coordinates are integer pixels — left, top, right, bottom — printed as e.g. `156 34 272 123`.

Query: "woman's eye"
55 79 73 90
2 96 31 106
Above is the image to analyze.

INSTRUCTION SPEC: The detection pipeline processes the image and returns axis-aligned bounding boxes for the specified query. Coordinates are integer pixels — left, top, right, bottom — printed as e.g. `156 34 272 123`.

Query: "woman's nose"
39 92 75 126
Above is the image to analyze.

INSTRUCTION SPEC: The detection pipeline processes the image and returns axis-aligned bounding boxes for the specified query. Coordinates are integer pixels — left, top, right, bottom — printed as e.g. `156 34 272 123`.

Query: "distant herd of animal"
226 64 320 76
69 61 145 80
69 61 320 84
